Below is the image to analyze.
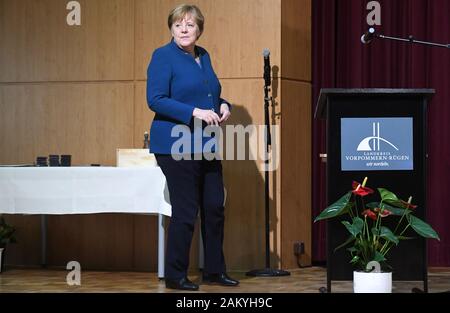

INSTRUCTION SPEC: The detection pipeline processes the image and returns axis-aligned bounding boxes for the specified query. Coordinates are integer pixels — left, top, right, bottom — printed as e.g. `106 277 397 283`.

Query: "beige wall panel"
132 82 164 271
219 78 276 270
0 82 134 166
280 80 311 269
281 0 311 81
0 0 134 82
132 215 158 271
134 82 155 148
46 214 158 271
0 82 135 269
1 0 312 272
135 0 281 80
47 214 135 270
2 215 41 267
271 83 283 268
46 214 157 271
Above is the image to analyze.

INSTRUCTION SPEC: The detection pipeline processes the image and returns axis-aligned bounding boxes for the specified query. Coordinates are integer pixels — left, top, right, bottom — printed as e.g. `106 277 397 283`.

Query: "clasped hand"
192 103 231 126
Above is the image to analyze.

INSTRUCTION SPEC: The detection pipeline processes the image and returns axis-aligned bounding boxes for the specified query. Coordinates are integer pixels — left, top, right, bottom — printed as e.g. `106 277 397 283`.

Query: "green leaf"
374 251 386 263
384 205 411 216
385 200 413 209
378 188 399 202
407 215 440 240
379 226 399 245
342 217 364 237
356 238 373 259
366 201 409 216
334 236 356 252
350 255 360 264
371 227 379 236
366 202 380 209
0 217 16 246
314 192 353 222
379 203 411 216
370 192 414 211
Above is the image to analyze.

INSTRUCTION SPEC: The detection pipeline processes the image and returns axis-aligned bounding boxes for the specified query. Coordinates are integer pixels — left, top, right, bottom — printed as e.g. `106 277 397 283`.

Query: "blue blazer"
146 40 229 154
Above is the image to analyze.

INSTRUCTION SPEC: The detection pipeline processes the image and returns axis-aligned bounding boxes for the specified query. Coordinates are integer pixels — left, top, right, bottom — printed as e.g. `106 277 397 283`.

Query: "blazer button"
208 93 212 97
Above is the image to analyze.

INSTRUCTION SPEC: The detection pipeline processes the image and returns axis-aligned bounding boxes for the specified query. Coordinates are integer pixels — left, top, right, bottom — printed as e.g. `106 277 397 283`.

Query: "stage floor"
0 267 449 293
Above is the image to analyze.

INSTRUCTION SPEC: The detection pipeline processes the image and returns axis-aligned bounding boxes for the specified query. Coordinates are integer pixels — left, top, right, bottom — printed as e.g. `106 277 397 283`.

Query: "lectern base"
246 268 291 277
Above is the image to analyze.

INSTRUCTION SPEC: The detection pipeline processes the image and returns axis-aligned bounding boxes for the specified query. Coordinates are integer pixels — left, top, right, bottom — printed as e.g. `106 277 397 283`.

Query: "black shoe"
165 277 199 291
203 273 239 286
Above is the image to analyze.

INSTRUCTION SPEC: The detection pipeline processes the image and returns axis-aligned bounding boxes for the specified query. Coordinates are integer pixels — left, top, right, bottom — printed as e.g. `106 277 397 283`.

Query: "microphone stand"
246 76 290 277
372 31 450 49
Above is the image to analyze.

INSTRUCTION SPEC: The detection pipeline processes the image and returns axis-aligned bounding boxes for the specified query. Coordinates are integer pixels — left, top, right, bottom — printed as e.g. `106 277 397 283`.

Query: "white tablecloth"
0 167 171 216
0 166 171 278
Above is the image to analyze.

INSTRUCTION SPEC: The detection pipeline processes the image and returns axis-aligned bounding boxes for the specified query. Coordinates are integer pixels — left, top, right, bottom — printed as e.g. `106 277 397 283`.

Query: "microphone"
263 48 271 87
361 27 376 44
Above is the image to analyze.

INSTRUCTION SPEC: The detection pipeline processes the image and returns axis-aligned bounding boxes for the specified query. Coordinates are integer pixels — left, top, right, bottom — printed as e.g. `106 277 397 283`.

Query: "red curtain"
312 0 450 266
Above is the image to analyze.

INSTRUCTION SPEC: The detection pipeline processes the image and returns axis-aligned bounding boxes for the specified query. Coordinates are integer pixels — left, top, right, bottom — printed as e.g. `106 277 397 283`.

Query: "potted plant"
314 177 440 293
0 215 17 273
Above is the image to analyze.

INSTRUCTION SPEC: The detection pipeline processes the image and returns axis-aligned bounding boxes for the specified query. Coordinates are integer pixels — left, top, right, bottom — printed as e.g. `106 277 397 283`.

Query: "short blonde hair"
168 4 205 38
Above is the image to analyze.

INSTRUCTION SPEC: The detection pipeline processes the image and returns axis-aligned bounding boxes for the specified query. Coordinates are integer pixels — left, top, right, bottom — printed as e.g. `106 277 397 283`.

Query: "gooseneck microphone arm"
376 33 450 49
363 28 450 49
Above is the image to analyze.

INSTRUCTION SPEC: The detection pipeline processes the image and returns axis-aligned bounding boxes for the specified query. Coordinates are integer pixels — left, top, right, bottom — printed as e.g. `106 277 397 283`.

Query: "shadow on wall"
221 68 281 271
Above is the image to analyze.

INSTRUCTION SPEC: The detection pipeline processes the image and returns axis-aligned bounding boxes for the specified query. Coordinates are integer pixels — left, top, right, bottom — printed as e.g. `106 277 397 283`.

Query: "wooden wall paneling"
0 83 134 166
132 215 158 271
281 0 312 81
271 75 283 268
133 81 162 272
0 0 312 271
47 213 135 270
0 82 135 269
134 82 155 149
219 78 277 270
0 0 134 82
2 215 41 267
200 0 281 79
135 0 281 80
280 80 311 269
135 0 173 82
279 0 312 270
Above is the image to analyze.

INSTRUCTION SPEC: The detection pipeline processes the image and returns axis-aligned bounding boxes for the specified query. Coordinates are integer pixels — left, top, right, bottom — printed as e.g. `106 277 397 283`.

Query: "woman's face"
171 15 199 51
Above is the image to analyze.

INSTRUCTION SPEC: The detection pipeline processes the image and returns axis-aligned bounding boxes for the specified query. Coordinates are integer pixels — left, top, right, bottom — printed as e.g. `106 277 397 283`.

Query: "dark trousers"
156 155 226 280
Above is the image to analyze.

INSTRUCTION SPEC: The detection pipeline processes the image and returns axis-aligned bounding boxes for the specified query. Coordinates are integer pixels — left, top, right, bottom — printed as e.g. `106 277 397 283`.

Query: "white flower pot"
353 271 392 293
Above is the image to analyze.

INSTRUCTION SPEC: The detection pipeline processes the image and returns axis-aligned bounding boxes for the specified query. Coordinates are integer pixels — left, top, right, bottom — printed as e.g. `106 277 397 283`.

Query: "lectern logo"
357 122 399 152
341 117 413 171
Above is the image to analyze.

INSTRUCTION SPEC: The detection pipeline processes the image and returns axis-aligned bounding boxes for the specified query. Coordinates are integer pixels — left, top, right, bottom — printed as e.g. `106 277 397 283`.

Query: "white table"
0 166 171 278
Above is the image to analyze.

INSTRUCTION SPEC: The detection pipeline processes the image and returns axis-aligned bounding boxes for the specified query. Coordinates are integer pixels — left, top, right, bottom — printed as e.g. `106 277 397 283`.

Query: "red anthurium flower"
352 181 374 197
374 208 393 217
362 209 377 221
